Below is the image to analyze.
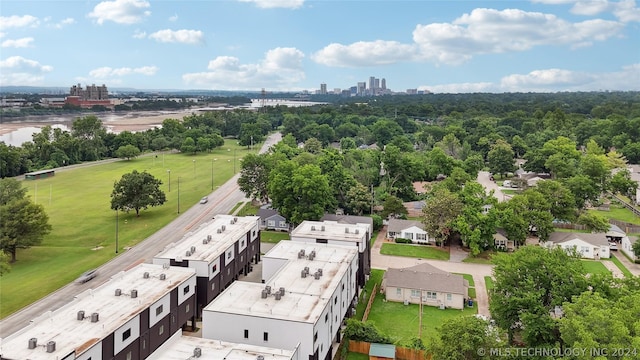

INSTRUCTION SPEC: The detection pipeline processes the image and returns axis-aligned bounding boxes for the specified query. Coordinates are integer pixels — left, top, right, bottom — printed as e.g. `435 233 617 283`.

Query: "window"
325 314 329 322
252 230 256 237
155 305 163 316
185 304 190 313
126 352 132 360
227 268 231 275
342 283 345 290
411 289 420 297
446 293 452 301
580 246 590 253
241 240 245 247
314 332 318 342
396 288 402 296
316 239 328 244
212 264 217 273
183 285 190 295
279 221 286 228
142 338 146 350
406 232 414 240
211 282 215 291
263 332 269 342
122 328 131 341
334 296 337 304
267 220 275 227
159 325 164 335
426 291 437 300
244 329 249 339
416 233 427 241
227 250 232 260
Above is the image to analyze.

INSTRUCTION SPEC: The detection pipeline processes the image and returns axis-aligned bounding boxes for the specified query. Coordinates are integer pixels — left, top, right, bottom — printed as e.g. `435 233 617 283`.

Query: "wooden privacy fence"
348 340 431 360
362 283 378 322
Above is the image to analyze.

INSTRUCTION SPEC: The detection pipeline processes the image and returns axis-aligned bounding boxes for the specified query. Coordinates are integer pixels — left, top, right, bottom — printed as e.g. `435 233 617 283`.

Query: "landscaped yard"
355 269 384 320
260 230 289 243
580 260 611 275
463 250 495 264
380 243 450 260
589 203 640 225
366 289 477 346
605 254 634 277
454 273 475 298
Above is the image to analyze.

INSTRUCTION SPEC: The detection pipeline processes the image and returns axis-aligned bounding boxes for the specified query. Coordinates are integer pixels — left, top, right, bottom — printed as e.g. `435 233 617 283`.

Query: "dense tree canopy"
110 170 167 216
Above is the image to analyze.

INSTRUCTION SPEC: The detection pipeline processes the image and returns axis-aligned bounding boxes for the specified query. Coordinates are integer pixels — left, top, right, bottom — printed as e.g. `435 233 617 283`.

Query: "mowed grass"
589 204 640 225
260 230 290 243
580 260 611 275
380 243 450 260
0 141 257 318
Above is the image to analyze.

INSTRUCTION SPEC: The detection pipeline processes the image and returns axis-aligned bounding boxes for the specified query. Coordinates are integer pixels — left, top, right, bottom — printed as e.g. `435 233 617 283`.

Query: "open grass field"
380 243 450 260
260 230 290 243
355 269 384 320
0 141 257 318
589 204 640 225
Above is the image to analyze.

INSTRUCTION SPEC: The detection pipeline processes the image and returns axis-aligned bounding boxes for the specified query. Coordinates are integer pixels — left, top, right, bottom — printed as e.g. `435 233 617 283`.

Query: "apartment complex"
153 215 261 316
290 220 371 289
202 241 359 360
0 263 196 360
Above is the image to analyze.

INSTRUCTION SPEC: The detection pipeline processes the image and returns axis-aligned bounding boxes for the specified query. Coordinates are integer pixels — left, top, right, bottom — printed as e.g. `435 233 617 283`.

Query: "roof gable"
384 264 467 294
387 219 424 233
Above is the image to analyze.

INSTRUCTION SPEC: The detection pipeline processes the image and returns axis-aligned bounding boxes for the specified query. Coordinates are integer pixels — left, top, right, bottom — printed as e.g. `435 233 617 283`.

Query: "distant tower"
357 82 366 96
320 83 327 95
381 78 386 90
369 77 375 95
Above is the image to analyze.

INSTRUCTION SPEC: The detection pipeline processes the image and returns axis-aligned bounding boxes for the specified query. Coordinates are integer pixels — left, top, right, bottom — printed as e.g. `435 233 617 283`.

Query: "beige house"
381 263 469 310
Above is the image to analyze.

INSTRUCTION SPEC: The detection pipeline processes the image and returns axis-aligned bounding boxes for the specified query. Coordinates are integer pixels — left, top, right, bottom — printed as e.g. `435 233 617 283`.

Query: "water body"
0 124 70 146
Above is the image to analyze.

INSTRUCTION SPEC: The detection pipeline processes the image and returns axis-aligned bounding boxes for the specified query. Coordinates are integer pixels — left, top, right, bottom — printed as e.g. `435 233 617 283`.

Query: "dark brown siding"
114 338 140 360
102 333 114 359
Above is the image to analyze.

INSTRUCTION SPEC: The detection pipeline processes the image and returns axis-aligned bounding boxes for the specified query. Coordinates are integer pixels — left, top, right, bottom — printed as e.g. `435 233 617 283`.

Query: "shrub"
394 237 413 244
342 318 394 344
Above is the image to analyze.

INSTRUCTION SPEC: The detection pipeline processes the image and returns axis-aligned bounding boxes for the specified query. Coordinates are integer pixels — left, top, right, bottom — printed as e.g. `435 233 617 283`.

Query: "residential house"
202 241 359 360
153 215 261 316
624 165 640 205
402 200 425 218
258 206 290 231
382 263 469 310
386 219 430 244
542 232 611 259
412 181 431 196
494 229 515 251
0 263 197 360
621 236 638 261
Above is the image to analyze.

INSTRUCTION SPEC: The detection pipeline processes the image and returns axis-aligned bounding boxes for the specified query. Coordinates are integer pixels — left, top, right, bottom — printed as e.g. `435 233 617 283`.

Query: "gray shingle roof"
387 219 424 233
547 232 609 246
384 263 467 295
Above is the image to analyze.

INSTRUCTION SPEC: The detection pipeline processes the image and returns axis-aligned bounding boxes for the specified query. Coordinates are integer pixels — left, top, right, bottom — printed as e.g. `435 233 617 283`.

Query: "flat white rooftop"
0 263 196 360
290 220 368 243
156 215 259 263
204 244 356 323
149 331 296 360
264 241 358 265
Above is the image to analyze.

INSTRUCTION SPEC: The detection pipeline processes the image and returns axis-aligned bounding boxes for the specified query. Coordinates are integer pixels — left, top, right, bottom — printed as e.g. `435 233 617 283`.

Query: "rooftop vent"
221 225 226 231
91 312 99 323
115 288 122 296
265 285 271 294
345 228 349 233
321 225 325 231
77 310 85 320
309 250 316 260
28 338 37 349
314 271 321 280
131 289 138 298
207 234 212 241
311 225 316 231
217 229 222 234
261 289 268 299
191 246 196 253
257 356 265 360
275 292 281 300
194 347 202 358
46 341 56 353
160 273 166 280
203 238 208 244
162 263 170 269
317 268 323 276
186 250 192 257
298 249 305 259
279 287 285 296
143 272 150 279
301 269 307 278
355 229 359 234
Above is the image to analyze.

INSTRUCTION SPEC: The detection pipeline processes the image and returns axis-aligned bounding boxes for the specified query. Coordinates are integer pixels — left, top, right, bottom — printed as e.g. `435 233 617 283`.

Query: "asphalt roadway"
0 132 282 338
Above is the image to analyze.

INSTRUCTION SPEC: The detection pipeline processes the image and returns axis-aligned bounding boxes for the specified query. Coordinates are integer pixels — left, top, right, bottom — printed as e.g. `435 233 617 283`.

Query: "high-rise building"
381 78 386 90
319 83 327 95
357 82 366 96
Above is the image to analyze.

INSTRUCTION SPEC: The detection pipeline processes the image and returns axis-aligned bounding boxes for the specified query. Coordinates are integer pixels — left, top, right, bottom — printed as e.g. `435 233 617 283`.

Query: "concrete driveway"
477 171 508 202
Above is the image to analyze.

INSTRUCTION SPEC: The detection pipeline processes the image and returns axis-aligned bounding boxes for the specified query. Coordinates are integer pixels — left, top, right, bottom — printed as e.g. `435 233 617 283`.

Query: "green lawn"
260 230 289 243
580 260 611 275
462 250 495 264
380 243 450 260
355 269 384 320
346 352 369 360
236 202 259 216
484 276 494 291
589 204 640 225
366 290 477 346
1 141 258 319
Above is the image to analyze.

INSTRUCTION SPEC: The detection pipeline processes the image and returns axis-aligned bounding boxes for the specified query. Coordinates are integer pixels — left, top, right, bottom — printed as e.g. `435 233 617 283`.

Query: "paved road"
0 132 281 338
477 171 508 202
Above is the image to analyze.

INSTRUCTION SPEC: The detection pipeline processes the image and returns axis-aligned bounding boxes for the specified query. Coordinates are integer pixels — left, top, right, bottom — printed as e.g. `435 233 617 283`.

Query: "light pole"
234 149 237 174
193 159 196 178
177 177 181 214
115 209 119 254
167 169 171 192
211 159 214 190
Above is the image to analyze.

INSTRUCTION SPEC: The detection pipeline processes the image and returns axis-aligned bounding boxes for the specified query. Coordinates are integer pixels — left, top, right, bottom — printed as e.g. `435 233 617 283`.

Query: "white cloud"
169 14 178 22
532 0 640 22
51 18 76 29
1 37 34 48
420 64 640 93
132 30 147 39
183 47 305 90
311 41 418 67
88 0 151 25
148 29 204 44
237 0 304 9
89 65 158 78
0 56 52 86
0 15 39 30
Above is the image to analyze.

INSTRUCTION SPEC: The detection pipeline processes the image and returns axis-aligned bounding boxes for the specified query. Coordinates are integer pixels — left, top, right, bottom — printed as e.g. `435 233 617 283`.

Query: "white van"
503 180 511 187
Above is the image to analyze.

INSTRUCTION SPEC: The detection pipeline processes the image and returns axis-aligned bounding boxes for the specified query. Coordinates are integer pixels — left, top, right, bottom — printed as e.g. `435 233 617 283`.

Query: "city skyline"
1 0 639 93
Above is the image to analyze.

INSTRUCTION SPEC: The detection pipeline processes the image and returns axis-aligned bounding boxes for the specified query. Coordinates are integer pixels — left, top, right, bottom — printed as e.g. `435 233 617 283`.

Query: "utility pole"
115 209 119 254
178 177 181 214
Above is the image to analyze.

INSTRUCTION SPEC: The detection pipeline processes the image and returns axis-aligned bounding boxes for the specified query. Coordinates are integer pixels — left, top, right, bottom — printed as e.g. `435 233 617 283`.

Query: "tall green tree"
114 144 141 160
238 153 274 204
430 316 504 360
0 178 52 262
421 188 463 246
110 170 167 216
487 139 516 177
490 246 588 346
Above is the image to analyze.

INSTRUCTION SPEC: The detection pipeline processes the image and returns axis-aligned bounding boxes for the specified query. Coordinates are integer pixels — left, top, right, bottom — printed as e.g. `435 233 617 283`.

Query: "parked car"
76 269 98 284
609 242 618 251
200 196 208 204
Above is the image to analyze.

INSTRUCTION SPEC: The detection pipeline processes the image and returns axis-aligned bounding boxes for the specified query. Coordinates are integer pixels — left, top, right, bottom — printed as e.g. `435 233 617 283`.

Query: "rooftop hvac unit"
279 287 285 296
115 288 122 296
309 251 316 260
46 341 56 353
77 310 85 320
304 266 309 274
143 272 150 279
191 246 196 253
314 271 321 280
261 289 268 299
275 292 281 300
345 228 349 233
221 225 226 231
301 270 307 278
131 289 138 298
28 338 37 349
91 312 99 323
186 250 192 257
317 268 323 276
265 285 271 294
194 347 202 358
217 229 222 234
355 229 359 234
203 238 208 244
160 273 166 280
321 225 325 231
298 249 305 259
311 225 316 231
162 263 170 269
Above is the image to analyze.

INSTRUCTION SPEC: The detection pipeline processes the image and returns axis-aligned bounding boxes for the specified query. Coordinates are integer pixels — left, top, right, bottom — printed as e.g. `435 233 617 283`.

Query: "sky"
1 0 639 94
